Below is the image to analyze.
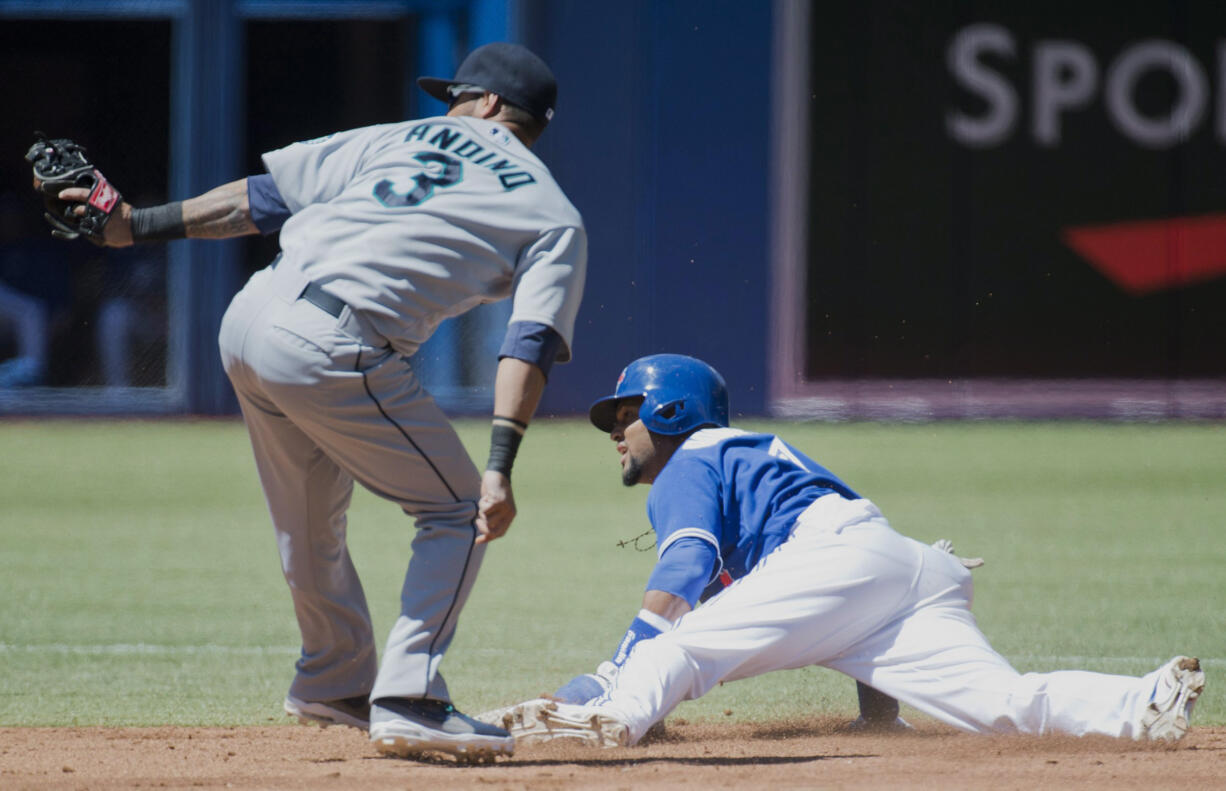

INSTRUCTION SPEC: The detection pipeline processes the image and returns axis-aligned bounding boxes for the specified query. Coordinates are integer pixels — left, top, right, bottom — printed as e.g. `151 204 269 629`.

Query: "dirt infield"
2 719 1222 790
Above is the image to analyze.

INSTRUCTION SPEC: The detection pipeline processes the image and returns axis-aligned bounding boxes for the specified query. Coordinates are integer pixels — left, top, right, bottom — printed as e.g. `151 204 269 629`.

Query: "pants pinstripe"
218 261 483 704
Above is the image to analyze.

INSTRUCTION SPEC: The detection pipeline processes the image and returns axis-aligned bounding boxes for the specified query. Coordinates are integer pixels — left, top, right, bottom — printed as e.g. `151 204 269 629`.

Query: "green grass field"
0 418 1222 728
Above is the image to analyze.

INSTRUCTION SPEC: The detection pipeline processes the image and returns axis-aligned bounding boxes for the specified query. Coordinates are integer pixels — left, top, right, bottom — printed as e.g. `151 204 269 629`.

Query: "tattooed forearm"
183 179 258 239
190 212 256 239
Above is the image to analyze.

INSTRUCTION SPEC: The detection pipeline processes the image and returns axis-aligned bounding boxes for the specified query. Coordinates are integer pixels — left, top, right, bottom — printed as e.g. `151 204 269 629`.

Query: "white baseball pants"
219 259 485 705
598 495 1162 744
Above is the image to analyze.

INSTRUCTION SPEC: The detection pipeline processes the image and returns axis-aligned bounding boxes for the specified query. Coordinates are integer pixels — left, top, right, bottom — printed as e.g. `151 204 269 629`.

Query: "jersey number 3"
373 152 463 207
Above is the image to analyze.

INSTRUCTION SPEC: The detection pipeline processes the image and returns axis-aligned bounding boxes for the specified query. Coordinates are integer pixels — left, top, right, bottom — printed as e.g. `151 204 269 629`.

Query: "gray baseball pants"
218 258 484 705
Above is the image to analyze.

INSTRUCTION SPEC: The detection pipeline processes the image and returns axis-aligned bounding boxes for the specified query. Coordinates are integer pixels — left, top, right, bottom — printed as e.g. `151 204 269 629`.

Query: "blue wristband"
611 611 667 667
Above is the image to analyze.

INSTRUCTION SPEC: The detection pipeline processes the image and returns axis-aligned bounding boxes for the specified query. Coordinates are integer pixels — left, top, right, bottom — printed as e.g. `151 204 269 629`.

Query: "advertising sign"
803 2 1226 386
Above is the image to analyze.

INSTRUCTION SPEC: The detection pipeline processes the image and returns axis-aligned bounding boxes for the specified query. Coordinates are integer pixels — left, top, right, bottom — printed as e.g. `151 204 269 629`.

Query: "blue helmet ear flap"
644 398 688 433
651 399 679 420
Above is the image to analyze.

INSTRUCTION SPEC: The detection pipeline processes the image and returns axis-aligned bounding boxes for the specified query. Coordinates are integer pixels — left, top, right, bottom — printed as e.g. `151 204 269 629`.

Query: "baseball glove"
26 133 122 244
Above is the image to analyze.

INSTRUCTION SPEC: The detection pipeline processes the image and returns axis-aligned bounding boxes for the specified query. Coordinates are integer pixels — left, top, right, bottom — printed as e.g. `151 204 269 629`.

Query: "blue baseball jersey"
646 427 861 603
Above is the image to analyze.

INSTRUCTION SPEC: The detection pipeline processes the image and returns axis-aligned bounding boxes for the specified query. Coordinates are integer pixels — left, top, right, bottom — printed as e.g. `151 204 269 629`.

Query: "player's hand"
475 469 516 544
931 538 985 569
28 135 128 246
51 186 134 247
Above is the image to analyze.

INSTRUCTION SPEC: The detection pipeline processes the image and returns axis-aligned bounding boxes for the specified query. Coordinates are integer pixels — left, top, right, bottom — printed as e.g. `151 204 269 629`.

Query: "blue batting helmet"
589 354 730 435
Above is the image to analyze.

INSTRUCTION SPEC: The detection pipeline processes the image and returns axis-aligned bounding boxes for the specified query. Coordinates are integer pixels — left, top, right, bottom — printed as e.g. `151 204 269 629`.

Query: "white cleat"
476 698 629 748
1140 656 1205 742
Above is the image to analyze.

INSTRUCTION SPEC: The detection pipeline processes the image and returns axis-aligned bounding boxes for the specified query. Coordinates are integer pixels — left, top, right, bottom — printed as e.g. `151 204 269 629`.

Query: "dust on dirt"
2 718 1222 790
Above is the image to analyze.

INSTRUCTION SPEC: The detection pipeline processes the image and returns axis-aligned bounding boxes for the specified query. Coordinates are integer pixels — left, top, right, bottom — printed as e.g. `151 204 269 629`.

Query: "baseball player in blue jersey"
46 43 584 761
481 354 1206 747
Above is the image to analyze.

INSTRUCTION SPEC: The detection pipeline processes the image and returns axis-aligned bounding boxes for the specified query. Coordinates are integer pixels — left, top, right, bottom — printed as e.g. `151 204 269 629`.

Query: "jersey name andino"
399 121 537 191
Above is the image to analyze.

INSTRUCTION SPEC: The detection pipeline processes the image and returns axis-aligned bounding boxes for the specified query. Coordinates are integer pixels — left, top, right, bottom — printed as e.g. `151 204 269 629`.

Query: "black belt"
298 281 347 318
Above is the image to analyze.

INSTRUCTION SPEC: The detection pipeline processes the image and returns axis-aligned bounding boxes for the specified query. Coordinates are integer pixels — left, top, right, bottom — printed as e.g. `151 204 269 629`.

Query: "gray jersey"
263 116 586 360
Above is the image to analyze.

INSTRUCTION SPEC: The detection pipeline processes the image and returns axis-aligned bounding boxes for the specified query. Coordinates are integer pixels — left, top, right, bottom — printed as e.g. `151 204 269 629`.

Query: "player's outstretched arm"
550 589 691 704
57 178 259 247
476 356 546 544
641 589 692 622
180 179 259 239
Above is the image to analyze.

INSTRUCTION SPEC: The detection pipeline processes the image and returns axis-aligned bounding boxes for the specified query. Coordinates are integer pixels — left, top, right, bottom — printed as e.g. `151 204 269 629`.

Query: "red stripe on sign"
1062 214 1226 295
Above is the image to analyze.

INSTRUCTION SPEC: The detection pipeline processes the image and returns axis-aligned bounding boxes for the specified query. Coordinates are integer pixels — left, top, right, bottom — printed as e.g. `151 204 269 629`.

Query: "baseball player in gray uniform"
49 42 584 761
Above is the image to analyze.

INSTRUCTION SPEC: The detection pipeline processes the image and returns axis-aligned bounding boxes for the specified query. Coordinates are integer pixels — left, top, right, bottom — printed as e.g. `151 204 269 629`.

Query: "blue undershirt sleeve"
498 321 564 379
645 536 720 608
247 173 292 235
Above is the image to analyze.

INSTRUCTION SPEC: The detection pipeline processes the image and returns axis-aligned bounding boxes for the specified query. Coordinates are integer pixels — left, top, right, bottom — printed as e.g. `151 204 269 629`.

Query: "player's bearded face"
612 399 654 486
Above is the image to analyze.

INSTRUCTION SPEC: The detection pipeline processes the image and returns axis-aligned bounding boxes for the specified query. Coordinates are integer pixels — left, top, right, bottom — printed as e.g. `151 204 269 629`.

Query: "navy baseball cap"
418 42 557 123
